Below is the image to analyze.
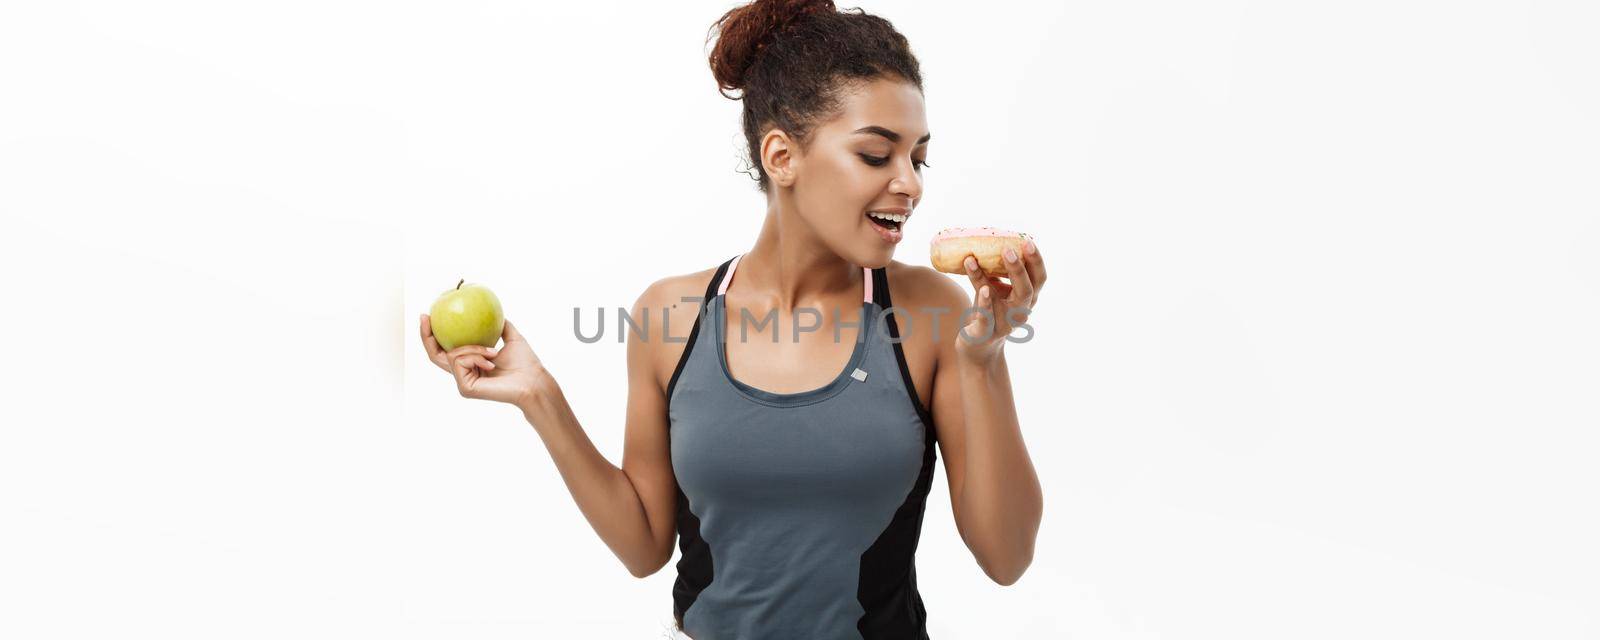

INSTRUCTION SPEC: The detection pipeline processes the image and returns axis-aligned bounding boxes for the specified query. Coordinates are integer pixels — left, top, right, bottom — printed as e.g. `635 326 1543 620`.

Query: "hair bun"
707 0 836 98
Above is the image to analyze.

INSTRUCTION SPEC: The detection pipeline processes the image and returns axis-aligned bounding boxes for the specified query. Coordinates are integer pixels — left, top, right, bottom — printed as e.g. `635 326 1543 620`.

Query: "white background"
3 1 1597 638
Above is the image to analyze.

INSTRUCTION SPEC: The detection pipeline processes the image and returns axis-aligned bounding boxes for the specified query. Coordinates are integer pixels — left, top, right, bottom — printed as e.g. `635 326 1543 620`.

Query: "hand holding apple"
422 313 552 409
420 280 553 410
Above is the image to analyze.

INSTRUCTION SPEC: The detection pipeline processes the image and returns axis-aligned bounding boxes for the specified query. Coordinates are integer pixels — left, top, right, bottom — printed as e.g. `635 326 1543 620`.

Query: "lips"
866 214 901 232
866 213 905 244
865 209 908 231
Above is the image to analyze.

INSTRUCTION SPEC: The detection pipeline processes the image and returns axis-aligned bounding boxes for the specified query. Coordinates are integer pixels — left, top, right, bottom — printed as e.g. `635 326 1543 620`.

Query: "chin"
856 248 895 270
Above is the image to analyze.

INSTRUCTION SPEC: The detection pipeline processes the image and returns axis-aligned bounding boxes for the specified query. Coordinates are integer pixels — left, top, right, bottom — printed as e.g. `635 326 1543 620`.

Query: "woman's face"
768 77 930 268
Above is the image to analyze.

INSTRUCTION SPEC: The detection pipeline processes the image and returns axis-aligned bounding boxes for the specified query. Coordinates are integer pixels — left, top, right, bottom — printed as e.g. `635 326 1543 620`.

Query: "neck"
736 194 862 314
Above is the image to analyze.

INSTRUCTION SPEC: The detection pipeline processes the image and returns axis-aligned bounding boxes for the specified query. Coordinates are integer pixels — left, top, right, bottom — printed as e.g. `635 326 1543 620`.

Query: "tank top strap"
716 253 874 303
868 265 890 309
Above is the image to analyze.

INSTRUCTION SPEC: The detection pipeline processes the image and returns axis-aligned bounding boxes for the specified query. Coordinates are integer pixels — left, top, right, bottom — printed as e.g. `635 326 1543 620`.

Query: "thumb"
503 319 525 344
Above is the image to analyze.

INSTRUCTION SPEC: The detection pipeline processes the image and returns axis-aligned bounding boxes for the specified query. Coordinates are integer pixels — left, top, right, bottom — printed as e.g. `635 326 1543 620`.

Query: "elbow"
979 539 1036 587
964 528 1040 586
982 552 1033 586
627 559 662 579
989 502 1042 586
627 549 672 579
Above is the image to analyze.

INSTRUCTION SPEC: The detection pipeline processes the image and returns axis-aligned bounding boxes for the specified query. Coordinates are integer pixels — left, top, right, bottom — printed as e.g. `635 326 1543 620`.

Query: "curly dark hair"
706 0 924 193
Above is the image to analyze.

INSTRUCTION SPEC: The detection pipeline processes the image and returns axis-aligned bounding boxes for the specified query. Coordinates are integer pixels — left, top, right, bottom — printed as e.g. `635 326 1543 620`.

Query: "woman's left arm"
929 239 1047 586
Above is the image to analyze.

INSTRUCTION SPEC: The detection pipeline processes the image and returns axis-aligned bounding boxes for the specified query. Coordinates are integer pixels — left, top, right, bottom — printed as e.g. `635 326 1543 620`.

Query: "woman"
420 1 1046 637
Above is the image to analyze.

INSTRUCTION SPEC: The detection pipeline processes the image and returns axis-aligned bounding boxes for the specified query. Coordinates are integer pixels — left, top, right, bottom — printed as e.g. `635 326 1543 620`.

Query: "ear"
760 129 800 188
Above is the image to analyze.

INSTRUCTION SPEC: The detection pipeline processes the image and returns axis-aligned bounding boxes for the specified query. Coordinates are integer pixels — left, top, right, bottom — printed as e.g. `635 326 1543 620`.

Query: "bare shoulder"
885 259 969 316
631 264 724 393
884 259 971 374
634 264 722 316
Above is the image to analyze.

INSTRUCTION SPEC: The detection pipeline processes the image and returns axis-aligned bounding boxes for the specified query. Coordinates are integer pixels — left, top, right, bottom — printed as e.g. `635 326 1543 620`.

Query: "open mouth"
866 211 906 232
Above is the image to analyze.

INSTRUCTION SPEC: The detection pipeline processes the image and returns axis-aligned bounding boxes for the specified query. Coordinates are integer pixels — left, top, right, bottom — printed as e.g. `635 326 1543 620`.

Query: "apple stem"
456 278 463 290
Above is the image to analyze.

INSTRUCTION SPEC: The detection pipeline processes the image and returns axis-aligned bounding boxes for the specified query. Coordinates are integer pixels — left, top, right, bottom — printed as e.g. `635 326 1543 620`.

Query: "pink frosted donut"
929 226 1032 277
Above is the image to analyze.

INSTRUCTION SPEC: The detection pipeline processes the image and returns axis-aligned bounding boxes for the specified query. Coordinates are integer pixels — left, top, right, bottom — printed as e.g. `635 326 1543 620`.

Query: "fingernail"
965 257 977 271
1005 249 1018 263
1025 240 1036 255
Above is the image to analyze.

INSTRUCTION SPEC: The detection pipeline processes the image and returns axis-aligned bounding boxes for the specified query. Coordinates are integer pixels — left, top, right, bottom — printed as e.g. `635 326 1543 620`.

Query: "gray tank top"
667 253 939 639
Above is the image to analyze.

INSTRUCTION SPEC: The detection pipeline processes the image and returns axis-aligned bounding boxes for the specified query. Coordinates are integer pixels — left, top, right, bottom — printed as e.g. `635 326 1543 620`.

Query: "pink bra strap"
716 253 874 303
716 253 742 296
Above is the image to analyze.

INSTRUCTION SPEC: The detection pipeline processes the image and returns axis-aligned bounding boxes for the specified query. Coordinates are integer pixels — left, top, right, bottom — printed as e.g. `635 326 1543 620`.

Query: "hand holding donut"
930 227 1047 364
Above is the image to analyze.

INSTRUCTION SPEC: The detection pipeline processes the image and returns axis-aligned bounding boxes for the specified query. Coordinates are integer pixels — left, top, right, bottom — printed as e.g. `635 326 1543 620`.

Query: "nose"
891 160 923 203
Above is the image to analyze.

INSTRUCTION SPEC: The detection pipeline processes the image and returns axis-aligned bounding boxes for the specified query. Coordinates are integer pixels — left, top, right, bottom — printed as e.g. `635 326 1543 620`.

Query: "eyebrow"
853 125 932 145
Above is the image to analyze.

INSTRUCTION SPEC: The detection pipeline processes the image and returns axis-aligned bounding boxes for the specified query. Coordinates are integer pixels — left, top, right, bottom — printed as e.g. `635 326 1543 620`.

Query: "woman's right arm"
422 280 683 578
507 281 682 578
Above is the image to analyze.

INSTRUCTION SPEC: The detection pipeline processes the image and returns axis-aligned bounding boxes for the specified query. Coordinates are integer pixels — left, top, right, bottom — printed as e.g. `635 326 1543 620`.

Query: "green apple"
429 279 505 351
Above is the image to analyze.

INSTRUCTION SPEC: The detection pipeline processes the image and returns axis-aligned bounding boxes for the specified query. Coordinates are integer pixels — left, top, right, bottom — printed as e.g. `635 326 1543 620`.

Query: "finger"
503 320 524 345
421 315 452 370
427 337 450 371
963 254 988 296
420 314 440 356
963 285 994 340
447 344 500 361
450 353 494 382
451 357 482 397
1021 238 1046 292
447 346 498 379
1000 245 1034 305
986 276 1013 299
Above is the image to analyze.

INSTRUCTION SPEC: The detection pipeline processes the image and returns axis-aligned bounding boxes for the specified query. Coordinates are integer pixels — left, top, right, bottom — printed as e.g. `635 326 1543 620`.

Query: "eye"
859 154 932 170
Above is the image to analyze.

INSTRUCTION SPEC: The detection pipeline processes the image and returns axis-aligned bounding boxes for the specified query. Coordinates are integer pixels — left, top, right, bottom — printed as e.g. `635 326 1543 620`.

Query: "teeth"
867 211 908 224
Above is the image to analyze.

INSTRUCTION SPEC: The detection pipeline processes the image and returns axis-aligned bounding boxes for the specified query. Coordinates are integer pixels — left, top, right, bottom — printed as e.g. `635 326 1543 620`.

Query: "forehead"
820 77 928 141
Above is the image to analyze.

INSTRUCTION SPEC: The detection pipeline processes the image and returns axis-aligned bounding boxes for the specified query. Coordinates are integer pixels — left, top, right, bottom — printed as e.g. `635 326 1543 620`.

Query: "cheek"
802 157 876 221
